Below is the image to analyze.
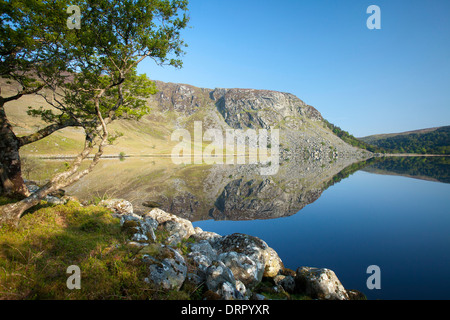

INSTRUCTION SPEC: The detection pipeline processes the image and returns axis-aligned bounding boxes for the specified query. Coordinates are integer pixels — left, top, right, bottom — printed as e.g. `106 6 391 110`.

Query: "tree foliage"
322 119 386 153
362 126 450 155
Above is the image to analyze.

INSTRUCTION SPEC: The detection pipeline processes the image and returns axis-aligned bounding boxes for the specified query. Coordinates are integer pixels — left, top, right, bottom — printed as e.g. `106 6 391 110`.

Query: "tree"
0 0 190 226
1 0 73 197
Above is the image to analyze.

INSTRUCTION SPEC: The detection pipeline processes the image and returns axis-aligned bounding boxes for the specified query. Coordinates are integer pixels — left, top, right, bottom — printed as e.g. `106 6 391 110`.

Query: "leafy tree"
0 0 189 226
1 0 73 197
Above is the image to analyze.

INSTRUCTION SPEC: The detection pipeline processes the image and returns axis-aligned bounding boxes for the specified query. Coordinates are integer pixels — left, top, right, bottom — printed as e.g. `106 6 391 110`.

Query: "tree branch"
17 119 80 147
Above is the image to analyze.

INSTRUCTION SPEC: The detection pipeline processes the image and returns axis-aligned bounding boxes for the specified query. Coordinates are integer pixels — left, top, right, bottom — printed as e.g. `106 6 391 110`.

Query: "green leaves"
2 0 189 145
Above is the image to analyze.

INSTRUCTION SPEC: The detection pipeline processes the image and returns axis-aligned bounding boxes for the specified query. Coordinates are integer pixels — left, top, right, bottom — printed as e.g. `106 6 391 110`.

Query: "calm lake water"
193 162 450 300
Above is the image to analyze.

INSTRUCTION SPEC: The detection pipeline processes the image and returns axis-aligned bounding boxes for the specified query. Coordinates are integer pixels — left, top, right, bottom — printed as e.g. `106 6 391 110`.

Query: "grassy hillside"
359 126 450 155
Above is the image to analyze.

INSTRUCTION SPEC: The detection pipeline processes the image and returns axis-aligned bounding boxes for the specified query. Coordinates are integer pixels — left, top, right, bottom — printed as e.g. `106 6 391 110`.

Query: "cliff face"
211 88 322 130
149 82 324 130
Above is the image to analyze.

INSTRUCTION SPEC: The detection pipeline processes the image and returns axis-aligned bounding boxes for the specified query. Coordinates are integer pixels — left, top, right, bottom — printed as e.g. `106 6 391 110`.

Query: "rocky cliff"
145 80 370 162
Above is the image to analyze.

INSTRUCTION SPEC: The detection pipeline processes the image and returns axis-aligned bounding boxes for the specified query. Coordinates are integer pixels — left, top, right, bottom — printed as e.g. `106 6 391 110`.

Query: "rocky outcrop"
112 203 363 300
211 88 322 130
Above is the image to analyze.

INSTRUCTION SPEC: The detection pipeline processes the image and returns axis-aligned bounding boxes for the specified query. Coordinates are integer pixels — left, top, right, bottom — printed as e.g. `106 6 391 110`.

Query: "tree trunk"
0 182 61 226
0 98 30 198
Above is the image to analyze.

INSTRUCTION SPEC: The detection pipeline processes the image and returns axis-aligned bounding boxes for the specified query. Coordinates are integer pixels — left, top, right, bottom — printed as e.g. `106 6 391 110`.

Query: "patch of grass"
0 200 157 300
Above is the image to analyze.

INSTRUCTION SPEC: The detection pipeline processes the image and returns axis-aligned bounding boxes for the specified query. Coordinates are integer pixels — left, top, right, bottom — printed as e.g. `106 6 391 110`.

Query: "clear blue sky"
137 0 450 137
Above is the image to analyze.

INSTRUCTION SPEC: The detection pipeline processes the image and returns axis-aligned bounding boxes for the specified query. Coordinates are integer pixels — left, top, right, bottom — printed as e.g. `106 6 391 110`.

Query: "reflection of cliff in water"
67 154 372 222
362 156 450 184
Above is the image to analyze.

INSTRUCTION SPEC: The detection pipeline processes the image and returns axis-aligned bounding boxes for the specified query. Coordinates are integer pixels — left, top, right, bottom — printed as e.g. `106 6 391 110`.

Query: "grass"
0 199 186 300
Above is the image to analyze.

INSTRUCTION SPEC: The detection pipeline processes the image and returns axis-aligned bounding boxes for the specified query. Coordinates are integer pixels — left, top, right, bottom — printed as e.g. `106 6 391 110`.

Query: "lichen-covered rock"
214 233 283 278
187 240 218 279
141 244 187 291
189 231 222 245
144 208 195 245
99 199 134 215
204 260 245 299
215 281 245 300
218 251 264 289
235 280 249 299
205 260 236 292
295 267 349 300
120 214 157 243
262 246 284 277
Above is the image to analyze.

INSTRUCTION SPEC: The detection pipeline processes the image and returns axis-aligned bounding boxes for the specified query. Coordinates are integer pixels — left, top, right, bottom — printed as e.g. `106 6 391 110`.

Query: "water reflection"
66 155 449 222
363 156 450 184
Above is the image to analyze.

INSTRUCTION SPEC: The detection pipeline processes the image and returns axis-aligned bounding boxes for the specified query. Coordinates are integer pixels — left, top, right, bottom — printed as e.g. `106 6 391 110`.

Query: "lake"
64 155 450 300
193 158 450 300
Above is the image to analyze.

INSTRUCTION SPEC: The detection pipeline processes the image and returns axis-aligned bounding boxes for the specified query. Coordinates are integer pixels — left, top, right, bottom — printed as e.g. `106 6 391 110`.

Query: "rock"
187 240 218 279
263 246 284 278
194 226 203 233
120 214 157 243
44 195 65 205
216 281 245 300
99 199 134 215
218 251 263 289
235 280 249 299
26 183 40 194
142 244 187 291
144 208 195 245
189 240 218 261
205 260 236 292
189 231 222 245
295 267 349 300
205 260 245 299
347 289 367 300
273 275 295 294
214 233 283 279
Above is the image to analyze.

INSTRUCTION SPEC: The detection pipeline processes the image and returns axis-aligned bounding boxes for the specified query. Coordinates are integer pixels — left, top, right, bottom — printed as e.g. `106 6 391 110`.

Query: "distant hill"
359 126 450 155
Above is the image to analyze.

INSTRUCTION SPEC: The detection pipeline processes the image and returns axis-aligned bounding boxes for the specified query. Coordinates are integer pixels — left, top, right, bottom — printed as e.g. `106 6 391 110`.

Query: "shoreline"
22 153 450 160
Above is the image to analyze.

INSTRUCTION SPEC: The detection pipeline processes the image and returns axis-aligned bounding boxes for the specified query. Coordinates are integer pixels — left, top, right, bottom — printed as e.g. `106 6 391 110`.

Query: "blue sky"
137 0 450 137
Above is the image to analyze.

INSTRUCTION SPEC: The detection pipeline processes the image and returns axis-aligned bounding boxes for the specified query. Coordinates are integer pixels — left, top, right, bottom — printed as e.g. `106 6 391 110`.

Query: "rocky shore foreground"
99 198 366 300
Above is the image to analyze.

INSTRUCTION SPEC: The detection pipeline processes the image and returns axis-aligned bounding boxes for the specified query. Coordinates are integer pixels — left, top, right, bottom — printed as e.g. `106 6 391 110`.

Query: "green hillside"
359 126 450 155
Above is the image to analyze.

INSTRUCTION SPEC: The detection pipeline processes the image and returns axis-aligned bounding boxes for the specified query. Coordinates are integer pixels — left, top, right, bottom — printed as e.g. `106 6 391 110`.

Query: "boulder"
99 199 134 215
205 260 236 292
218 251 263 289
141 244 187 291
187 240 218 279
215 281 245 300
144 208 195 245
214 233 283 278
295 267 349 300
204 260 245 299
120 214 158 243
189 231 222 246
